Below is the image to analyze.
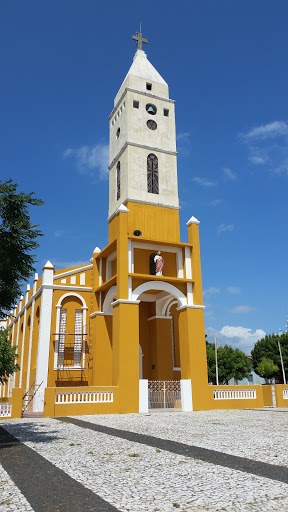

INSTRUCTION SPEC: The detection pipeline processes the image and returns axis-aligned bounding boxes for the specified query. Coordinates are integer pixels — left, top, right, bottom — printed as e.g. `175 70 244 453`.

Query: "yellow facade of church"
0 34 280 419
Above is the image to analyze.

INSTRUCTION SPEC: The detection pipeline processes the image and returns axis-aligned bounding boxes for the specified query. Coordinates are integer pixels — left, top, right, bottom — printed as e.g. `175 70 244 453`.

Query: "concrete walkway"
1 408 288 511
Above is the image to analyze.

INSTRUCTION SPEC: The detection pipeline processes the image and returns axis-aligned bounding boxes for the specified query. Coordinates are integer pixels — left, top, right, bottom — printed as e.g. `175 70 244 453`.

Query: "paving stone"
1 409 288 512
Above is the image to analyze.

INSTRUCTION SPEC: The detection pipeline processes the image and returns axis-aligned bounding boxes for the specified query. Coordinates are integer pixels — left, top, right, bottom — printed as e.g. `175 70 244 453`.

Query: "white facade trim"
139 379 149 413
132 281 187 307
99 258 102 286
90 311 106 318
187 282 193 305
181 380 193 411
53 264 92 281
148 315 171 321
103 285 117 315
56 292 87 309
111 299 140 307
106 250 117 281
184 246 192 279
177 304 205 310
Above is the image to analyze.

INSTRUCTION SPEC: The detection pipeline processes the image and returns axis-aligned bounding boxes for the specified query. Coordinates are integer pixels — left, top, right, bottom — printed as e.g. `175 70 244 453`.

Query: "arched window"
116 161 121 200
147 154 159 194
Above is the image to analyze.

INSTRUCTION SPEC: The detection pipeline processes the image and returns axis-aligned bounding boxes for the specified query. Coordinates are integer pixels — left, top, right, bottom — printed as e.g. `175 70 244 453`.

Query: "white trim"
132 281 187 307
51 285 92 292
214 389 256 400
56 293 87 309
187 283 193 305
80 273 85 286
139 379 148 413
173 367 181 371
177 304 205 310
99 259 102 286
103 285 117 315
186 216 200 226
111 299 140 307
128 240 132 273
34 265 54 412
128 277 132 300
184 247 192 279
90 311 106 318
181 380 193 411
53 264 92 280
148 315 172 321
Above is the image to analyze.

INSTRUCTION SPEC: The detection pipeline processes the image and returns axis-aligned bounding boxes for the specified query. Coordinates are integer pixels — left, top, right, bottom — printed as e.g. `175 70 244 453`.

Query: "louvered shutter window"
147 154 159 194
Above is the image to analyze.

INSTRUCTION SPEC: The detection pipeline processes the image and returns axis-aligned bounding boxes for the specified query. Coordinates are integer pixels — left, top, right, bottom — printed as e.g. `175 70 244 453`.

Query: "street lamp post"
278 329 286 385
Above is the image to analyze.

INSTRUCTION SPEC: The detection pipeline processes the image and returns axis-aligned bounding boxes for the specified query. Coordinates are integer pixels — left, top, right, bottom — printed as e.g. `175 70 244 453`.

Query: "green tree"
255 357 278 381
0 329 20 384
206 342 252 384
0 180 43 318
251 333 288 382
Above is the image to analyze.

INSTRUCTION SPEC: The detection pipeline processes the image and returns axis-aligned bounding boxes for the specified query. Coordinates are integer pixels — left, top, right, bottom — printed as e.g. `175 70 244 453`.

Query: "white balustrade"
214 389 256 400
283 388 288 400
0 402 12 417
55 391 113 405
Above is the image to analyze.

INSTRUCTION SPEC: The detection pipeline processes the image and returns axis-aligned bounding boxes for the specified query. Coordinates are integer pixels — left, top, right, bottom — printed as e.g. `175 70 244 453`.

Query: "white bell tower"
108 32 179 219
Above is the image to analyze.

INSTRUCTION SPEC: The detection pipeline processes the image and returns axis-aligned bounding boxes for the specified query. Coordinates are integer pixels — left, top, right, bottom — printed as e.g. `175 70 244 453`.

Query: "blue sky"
2 1 288 353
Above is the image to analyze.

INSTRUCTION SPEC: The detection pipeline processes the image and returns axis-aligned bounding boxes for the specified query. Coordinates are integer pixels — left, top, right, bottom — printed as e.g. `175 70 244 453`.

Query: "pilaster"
33 261 54 412
186 216 203 305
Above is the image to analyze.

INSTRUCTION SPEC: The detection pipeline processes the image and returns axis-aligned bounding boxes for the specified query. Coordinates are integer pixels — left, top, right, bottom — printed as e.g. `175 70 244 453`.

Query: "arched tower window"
147 154 159 194
116 161 121 200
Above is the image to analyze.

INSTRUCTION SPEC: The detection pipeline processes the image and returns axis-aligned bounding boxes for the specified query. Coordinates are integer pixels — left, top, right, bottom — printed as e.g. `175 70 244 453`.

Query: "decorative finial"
132 27 148 51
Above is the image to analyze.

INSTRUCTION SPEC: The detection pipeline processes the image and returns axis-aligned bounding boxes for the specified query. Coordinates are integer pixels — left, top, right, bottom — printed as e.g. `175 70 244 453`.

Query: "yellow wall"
274 384 288 407
207 385 265 410
109 202 180 243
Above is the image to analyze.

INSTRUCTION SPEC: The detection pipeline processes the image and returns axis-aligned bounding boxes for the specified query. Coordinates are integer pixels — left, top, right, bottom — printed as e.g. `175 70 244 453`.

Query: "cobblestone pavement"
1 409 288 512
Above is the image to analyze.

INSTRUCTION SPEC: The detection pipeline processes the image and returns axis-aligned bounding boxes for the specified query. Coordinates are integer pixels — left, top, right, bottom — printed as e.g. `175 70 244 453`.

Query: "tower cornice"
109 87 175 120
109 141 178 170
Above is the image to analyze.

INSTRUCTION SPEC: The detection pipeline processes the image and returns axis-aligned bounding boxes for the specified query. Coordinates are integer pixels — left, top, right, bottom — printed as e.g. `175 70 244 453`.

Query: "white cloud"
230 305 256 314
226 286 241 295
203 287 221 298
241 121 288 141
240 121 288 175
217 223 234 234
209 199 222 206
248 155 268 165
206 325 266 354
176 132 190 142
54 230 64 238
193 176 217 187
222 167 237 180
63 143 109 180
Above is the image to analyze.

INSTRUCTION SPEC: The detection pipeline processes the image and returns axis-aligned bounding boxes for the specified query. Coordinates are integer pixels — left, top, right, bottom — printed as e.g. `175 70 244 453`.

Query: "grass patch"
128 453 139 457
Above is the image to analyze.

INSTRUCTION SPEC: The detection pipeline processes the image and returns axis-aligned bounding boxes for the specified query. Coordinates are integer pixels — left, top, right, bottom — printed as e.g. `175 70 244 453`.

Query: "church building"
1 33 277 418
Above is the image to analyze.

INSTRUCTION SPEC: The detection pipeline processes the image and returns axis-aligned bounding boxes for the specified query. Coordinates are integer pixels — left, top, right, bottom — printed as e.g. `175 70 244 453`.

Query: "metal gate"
148 380 181 410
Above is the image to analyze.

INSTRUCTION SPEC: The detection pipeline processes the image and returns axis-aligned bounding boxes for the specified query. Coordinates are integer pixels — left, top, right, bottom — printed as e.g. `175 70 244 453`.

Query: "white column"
180 379 193 412
33 261 54 412
139 379 148 413
19 285 30 388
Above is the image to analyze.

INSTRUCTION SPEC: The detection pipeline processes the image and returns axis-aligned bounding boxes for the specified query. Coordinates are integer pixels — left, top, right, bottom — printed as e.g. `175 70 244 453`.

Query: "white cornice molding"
148 315 172 321
186 216 200 226
109 87 175 120
53 264 93 280
109 141 177 170
177 304 205 310
90 311 106 318
111 299 140 307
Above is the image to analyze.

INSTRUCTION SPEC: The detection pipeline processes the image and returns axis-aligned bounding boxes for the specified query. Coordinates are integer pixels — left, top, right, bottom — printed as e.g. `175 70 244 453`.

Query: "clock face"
147 120 157 130
146 103 157 115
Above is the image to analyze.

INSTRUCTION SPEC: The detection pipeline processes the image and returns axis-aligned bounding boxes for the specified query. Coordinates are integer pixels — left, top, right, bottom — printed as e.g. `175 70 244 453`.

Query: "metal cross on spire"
132 24 148 50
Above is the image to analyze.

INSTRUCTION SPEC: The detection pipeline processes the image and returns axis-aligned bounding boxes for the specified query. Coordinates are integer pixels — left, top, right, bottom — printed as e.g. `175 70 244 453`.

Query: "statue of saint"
154 251 164 276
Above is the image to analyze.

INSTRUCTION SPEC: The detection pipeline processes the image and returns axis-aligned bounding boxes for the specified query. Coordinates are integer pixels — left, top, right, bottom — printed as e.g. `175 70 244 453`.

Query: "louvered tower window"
117 161 121 200
147 153 159 194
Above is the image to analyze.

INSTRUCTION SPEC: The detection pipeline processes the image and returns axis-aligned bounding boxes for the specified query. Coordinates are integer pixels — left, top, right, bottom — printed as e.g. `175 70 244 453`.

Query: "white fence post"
139 379 148 413
180 379 193 411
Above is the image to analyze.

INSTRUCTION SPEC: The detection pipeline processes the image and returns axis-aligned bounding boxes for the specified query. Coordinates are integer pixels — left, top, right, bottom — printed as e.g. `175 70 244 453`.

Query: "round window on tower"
146 103 157 115
147 120 157 130
116 127 120 139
